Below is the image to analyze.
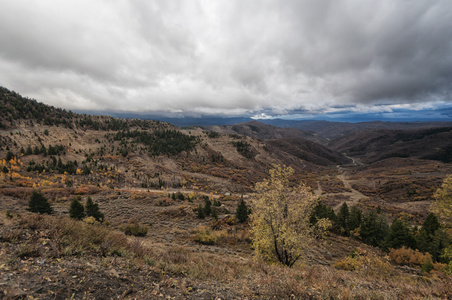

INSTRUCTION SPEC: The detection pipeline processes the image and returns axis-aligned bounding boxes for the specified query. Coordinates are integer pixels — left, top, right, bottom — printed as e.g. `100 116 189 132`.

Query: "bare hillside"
329 127 452 163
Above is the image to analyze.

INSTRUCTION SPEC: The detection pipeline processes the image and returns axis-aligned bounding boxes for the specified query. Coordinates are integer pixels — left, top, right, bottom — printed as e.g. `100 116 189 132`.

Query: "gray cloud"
0 0 451 116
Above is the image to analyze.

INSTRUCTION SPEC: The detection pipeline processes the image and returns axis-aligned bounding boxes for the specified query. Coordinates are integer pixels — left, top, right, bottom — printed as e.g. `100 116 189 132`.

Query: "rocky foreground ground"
1 209 451 299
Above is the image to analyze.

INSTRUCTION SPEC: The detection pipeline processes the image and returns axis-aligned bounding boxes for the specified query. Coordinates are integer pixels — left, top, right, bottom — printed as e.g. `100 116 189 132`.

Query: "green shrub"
175 192 185 200
334 248 392 276
421 260 434 274
193 226 223 245
121 222 148 237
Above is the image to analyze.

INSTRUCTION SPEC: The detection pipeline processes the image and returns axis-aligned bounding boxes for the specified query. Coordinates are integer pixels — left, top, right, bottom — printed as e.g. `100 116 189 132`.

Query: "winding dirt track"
314 154 369 210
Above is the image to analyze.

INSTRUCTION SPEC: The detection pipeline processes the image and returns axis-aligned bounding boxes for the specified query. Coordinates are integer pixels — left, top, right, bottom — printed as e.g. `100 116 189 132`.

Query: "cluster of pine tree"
69 196 104 222
0 87 74 128
206 131 220 138
197 196 221 220
170 191 186 200
232 140 253 159
196 195 250 223
27 157 90 175
20 144 66 156
111 129 198 156
0 87 162 130
76 115 156 131
310 202 450 263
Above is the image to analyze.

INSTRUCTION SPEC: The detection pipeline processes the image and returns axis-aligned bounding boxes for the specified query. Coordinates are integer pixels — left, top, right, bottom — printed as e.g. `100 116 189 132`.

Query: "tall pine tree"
337 202 350 234
360 211 389 247
28 191 53 214
236 197 249 223
203 198 212 216
69 196 85 220
417 213 449 262
384 218 416 250
85 196 104 222
348 206 362 232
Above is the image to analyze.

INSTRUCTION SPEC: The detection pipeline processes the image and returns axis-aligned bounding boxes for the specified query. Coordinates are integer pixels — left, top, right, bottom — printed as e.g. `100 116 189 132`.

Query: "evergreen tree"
360 211 389 247
376 205 382 214
6 151 14 161
83 165 90 175
309 202 336 225
203 198 212 216
417 213 450 262
430 229 451 262
85 196 104 222
384 218 416 250
57 157 63 168
40 145 47 156
197 204 205 219
69 196 85 220
348 206 362 232
211 206 218 220
25 145 33 155
417 214 439 253
175 192 185 200
28 191 53 214
337 202 350 234
236 198 249 223
422 213 441 235
33 146 40 155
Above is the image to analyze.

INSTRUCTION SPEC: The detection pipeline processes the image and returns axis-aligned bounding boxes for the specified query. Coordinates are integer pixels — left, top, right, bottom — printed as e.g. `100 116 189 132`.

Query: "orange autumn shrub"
388 247 432 267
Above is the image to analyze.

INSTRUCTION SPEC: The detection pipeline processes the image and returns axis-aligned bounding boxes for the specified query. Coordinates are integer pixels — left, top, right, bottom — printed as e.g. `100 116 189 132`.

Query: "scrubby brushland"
0 87 452 299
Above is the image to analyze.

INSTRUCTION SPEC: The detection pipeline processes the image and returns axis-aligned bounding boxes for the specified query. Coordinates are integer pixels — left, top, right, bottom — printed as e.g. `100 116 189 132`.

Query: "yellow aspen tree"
250 165 330 267
432 175 452 231
431 174 452 274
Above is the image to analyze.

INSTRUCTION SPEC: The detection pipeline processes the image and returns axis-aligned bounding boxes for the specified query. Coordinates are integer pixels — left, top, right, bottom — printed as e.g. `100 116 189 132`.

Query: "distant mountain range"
76 110 452 140
260 119 452 140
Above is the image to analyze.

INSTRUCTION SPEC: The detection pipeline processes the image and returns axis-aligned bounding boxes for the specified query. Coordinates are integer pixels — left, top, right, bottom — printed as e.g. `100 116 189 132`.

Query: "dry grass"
2 211 451 299
192 225 250 246
17 213 128 257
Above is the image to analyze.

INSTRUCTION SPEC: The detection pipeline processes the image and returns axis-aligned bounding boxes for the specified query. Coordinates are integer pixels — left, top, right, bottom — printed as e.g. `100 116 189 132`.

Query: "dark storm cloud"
0 0 451 116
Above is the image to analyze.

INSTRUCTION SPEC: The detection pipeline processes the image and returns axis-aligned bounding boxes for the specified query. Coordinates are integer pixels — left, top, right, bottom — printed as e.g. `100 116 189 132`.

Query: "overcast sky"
1 0 452 118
